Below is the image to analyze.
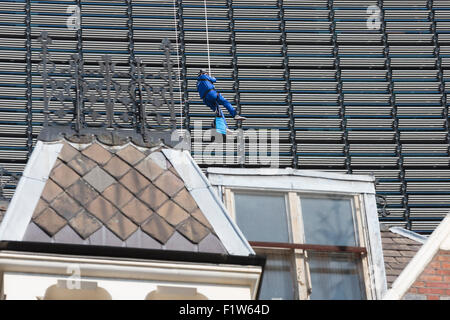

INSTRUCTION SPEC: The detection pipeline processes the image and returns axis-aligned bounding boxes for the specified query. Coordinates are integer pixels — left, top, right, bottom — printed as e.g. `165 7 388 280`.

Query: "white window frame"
208 168 388 300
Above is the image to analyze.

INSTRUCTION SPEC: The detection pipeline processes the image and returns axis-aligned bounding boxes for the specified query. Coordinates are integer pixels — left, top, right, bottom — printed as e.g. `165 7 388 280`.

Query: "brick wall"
403 250 450 300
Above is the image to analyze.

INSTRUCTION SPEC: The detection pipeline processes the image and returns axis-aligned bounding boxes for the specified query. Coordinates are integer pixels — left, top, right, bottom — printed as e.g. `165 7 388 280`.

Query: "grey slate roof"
0 138 254 257
380 224 425 288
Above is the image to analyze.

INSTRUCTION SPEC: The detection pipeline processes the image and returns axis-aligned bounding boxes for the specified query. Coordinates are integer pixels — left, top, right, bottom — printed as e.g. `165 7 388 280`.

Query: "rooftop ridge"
48 134 168 154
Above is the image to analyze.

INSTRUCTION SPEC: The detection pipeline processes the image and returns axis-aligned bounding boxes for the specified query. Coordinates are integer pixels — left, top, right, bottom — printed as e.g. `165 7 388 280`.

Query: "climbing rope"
203 0 211 74
172 0 183 130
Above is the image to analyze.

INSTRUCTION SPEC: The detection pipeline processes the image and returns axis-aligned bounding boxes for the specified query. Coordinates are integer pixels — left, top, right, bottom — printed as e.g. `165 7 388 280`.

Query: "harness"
198 78 218 100
201 88 216 100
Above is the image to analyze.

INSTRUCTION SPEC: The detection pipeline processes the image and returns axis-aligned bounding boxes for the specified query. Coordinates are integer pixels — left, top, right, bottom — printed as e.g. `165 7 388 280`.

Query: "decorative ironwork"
0 166 20 200
374 177 390 217
25 0 33 159
37 32 179 146
376 194 390 218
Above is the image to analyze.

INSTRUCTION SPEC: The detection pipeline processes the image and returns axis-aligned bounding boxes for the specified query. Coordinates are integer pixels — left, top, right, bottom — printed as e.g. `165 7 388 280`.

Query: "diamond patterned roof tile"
102 183 133 209
41 179 64 203
153 170 185 197
81 142 112 165
67 154 97 176
156 200 190 226
53 159 64 171
173 188 198 213
58 143 79 163
49 163 80 189
19 140 223 254
135 155 165 181
168 166 179 176
121 198 154 225
83 166 116 193
66 179 99 206
69 209 102 239
177 217 210 244
32 199 49 219
138 184 168 211
119 169 151 194
105 212 138 241
115 144 146 166
103 156 131 179
191 208 214 230
147 151 170 170
33 207 67 237
84 196 118 223
50 192 82 221
141 214 175 244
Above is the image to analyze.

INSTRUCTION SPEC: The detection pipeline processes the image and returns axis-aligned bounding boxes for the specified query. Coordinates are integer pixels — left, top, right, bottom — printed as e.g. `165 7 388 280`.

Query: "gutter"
0 241 266 269
0 241 267 300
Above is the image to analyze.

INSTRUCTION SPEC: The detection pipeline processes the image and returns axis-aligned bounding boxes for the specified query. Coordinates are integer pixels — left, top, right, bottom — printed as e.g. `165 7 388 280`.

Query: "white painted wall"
0 252 261 300
3 273 252 300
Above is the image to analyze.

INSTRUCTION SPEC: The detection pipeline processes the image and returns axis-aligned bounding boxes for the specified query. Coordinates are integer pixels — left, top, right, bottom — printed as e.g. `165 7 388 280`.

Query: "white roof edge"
162 149 255 257
0 141 63 241
383 213 450 300
389 227 428 244
207 167 376 183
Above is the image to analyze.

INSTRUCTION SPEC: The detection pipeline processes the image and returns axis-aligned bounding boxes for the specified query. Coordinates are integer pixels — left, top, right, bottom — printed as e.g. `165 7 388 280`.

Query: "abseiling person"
196 68 247 123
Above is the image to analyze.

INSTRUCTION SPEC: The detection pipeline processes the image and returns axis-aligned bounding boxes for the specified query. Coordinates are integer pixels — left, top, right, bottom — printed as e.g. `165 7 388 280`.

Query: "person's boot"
234 115 247 121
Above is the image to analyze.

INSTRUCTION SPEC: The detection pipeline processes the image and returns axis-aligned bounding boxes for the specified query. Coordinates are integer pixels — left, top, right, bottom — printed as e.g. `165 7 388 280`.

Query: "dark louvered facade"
1 0 449 234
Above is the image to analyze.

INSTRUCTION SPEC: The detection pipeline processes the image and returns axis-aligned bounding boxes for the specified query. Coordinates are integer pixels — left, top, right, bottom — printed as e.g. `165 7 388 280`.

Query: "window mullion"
224 188 236 221
288 192 310 299
353 195 365 247
355 194 374 300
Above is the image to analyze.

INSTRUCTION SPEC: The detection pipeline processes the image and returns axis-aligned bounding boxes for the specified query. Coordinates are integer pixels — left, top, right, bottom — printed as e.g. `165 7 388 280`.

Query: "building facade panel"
0 0 448 233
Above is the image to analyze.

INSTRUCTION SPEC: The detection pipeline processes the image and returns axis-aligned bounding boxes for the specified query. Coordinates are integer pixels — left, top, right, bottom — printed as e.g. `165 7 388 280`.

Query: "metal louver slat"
0 0 445 233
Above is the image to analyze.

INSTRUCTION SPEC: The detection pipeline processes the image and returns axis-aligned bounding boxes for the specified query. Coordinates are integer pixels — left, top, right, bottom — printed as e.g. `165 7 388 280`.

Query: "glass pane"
300 197 357 246
308 252 366 300
234 192 289 242
257 250 296 300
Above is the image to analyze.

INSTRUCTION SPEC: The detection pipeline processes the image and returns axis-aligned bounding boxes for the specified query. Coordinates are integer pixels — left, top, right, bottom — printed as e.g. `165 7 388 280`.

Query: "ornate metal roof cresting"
37 31 179 147
0 166 20 200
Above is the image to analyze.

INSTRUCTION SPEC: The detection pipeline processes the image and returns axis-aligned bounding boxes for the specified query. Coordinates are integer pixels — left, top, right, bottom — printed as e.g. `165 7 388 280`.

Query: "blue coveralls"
197 73 236 118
